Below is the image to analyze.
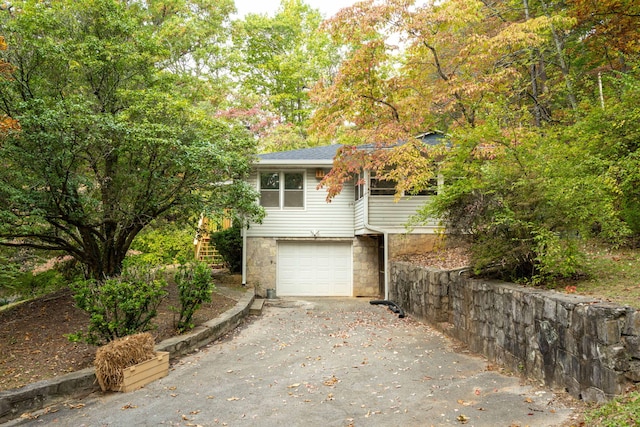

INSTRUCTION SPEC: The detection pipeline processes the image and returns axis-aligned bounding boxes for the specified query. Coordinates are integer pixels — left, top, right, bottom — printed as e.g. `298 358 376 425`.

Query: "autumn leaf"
323 375 339 386
456 414 470 424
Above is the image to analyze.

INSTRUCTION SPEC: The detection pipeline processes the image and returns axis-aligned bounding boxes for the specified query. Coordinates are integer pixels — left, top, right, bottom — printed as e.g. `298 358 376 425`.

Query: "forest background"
0 1 639 421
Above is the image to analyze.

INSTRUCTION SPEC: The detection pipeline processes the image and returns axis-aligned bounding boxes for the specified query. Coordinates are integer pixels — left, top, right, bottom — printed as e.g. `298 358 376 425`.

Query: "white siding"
368 196 436 227
354 198 365 230
246 168 355 238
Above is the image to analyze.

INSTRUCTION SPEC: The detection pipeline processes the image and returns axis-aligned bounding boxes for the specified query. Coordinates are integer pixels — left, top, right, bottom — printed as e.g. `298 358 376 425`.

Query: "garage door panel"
277 242 352 296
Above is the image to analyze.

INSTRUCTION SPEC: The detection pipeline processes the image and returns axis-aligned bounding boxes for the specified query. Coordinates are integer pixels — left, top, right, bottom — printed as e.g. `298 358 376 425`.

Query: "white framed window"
369 171 440 197
259 171 305 209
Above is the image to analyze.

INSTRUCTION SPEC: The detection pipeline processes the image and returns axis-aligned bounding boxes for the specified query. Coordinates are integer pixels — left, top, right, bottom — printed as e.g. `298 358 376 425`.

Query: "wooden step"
249 298 265 316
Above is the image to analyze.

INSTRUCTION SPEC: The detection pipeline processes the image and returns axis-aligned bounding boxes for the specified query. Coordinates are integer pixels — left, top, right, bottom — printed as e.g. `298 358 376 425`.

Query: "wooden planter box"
97 351 170 392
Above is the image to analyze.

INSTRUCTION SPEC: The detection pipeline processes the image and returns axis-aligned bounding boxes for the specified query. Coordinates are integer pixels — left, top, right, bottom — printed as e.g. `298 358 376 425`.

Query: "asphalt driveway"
13 298 578 426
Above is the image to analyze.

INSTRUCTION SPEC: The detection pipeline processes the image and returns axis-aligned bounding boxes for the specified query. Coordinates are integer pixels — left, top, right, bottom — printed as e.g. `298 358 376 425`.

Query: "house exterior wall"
368 196 437 228
354 196 441 235
246 169 355 238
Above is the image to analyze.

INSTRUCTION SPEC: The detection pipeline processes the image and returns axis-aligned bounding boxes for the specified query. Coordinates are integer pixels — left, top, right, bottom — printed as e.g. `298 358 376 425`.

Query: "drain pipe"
241 225 247 286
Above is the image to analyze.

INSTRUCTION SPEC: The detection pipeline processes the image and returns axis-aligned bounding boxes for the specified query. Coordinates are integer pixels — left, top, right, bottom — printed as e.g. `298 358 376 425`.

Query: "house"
242 134 444 298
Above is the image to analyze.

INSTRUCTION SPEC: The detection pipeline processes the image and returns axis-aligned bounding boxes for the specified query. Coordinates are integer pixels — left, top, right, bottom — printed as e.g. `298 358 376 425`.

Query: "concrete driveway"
14 298 578 426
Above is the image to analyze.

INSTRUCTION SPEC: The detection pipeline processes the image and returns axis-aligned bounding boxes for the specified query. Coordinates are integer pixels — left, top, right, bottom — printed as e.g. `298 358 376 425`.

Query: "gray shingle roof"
259 144 342 161
257 133 445 163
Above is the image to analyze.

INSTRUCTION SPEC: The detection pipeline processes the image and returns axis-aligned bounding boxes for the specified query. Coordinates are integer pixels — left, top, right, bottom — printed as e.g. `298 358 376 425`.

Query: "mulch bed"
0 277 240 392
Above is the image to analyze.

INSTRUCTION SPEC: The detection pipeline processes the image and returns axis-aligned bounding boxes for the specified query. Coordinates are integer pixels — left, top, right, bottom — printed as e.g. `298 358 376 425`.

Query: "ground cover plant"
584 389 640 427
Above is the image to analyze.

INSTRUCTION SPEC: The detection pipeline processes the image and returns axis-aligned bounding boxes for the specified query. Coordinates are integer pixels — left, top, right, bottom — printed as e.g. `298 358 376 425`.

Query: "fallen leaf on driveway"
227 397 240 401
456 414 470 424
323 375 339 386
121 403 137 410
288 383 301 388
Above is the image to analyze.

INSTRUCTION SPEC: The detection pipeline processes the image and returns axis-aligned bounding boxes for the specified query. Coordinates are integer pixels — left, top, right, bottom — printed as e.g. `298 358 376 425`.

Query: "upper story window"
259 171 304 209
369 173 397 196
354 172 365 201
370 171 439 197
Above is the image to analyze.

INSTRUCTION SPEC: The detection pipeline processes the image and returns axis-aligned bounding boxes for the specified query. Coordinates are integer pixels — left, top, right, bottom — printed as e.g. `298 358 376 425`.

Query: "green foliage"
69 265 167 345
10 270 68 299
421 122 624 282
0 254 20 291
173 262 216 333
0 0 261 280
232 0 339 126
585 391 640 427
127 224 194 267
209 223 243 273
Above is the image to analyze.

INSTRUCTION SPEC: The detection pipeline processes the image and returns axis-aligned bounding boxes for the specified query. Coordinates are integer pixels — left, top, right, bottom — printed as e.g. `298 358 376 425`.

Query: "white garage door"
277 241 352 296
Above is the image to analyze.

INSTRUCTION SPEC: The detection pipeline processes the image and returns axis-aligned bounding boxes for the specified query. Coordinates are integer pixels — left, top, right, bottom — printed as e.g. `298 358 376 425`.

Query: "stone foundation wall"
388 234 440 258
245 237 277 296
390 262 640 403
353 236 379 297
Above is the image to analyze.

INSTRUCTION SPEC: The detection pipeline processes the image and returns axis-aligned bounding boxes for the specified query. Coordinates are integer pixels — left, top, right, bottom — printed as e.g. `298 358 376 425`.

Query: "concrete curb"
0 290 255 424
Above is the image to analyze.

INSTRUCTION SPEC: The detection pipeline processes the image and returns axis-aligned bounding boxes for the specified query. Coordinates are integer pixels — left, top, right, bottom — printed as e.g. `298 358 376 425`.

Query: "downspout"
362 173 390 300
241 223 247 286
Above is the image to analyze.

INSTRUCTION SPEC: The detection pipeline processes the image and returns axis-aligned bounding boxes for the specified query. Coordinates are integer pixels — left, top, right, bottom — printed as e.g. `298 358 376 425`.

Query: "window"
369 172 397 196
260 172 280 207
354 172 365 201
369 172 440 197
259 171 304 209
409 177 439 196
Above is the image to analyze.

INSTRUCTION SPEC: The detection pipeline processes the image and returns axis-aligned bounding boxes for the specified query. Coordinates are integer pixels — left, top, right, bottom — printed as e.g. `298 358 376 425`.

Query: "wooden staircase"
193 213 232 267
195 235 225 266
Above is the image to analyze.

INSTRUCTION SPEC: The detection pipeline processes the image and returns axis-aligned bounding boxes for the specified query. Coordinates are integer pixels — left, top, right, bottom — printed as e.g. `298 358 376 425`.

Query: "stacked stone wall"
390 262 640 402
353 236 379 297
245 237 277 296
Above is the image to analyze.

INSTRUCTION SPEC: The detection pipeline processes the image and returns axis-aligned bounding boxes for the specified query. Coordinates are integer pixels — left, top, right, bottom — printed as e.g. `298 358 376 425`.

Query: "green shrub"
173 262 215 333
69 265 167 345
210 223 242 273
419 124 626 283
127 223 194 266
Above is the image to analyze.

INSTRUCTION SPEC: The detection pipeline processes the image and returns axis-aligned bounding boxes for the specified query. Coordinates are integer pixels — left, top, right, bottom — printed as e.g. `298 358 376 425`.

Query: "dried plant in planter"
94 332 155 391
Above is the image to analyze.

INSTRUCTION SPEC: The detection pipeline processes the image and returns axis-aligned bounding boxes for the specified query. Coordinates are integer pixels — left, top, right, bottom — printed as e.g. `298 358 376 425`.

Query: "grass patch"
574 246 640 309
584 391 640 426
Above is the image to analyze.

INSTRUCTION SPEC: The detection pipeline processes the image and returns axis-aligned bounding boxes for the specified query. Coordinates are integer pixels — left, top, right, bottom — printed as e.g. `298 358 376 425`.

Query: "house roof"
256 132 446 167
257 144 342 166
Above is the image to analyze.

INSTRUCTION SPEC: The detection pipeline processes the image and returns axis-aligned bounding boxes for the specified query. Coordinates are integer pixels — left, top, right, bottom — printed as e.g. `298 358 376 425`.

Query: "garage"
277 241 352 296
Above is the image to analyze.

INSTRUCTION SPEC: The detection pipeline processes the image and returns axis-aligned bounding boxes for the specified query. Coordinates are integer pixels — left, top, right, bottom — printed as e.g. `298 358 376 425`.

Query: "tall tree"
231 0 339 151
311 0 640 280
311 0 566 196
0 0 261 279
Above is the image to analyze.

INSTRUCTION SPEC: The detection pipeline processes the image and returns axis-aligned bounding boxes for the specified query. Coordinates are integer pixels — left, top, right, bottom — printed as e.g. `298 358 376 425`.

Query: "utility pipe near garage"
241 225 247 287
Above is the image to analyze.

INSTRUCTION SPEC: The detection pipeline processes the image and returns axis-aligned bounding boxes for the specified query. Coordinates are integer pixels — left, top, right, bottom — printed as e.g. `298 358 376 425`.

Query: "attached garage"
277 241 352 296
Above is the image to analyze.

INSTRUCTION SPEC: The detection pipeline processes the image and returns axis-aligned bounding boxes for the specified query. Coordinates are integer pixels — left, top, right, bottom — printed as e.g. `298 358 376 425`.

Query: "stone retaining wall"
390 262 640 403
